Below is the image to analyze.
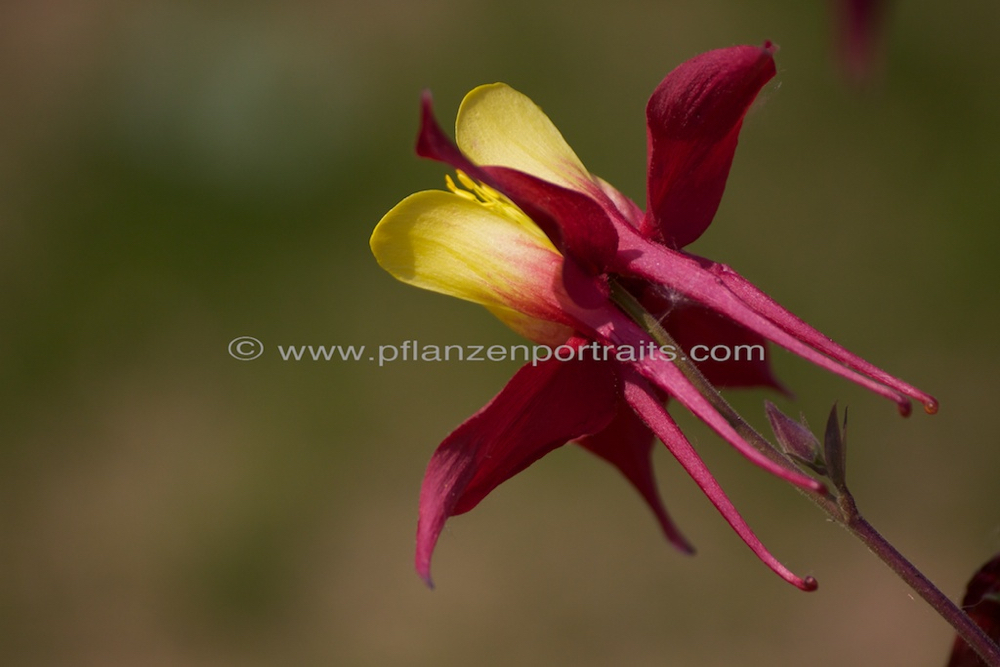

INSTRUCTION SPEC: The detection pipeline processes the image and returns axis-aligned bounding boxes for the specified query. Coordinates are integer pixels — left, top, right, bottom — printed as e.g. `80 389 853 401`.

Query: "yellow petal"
456 83 597 194
370 189 575 343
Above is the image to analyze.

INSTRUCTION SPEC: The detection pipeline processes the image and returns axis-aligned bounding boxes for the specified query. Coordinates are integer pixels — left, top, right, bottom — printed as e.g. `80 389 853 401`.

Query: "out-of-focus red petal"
576 395 695 554
415 341 618 587
947 554 1000 667
834 0 888 85
643 43 776 249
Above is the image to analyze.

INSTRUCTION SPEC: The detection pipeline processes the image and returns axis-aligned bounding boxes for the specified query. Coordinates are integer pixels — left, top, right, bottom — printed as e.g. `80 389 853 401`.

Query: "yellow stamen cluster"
445 171 558 252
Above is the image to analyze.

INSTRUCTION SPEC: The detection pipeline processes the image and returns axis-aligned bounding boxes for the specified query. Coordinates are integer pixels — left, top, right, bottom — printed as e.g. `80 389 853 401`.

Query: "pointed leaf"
824 404 848 490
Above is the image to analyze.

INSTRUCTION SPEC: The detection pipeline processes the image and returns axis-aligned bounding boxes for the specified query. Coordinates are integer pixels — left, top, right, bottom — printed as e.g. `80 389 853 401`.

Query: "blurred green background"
2 1 998 665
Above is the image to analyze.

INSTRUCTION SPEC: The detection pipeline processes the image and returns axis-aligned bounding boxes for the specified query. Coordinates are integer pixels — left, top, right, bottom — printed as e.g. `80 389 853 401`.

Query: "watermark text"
229 337 765 367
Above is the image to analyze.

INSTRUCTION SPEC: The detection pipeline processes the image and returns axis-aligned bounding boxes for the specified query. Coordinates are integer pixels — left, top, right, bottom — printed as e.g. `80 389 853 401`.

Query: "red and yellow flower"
371 43 935 590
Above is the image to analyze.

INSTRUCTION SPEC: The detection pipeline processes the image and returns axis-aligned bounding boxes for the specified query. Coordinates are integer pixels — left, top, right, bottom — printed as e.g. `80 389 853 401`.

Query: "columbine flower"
371 42 935 590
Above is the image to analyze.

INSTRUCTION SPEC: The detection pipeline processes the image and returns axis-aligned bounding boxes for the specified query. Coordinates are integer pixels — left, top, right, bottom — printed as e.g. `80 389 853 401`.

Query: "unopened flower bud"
765 401 827 476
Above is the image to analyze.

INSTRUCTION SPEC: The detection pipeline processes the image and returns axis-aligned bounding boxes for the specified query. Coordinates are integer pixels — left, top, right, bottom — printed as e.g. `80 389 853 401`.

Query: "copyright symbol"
229 336 264 361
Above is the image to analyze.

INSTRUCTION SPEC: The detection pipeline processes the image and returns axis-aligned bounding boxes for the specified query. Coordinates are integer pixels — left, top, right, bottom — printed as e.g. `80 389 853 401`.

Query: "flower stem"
839 496 1000 666
609 280 1000 666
